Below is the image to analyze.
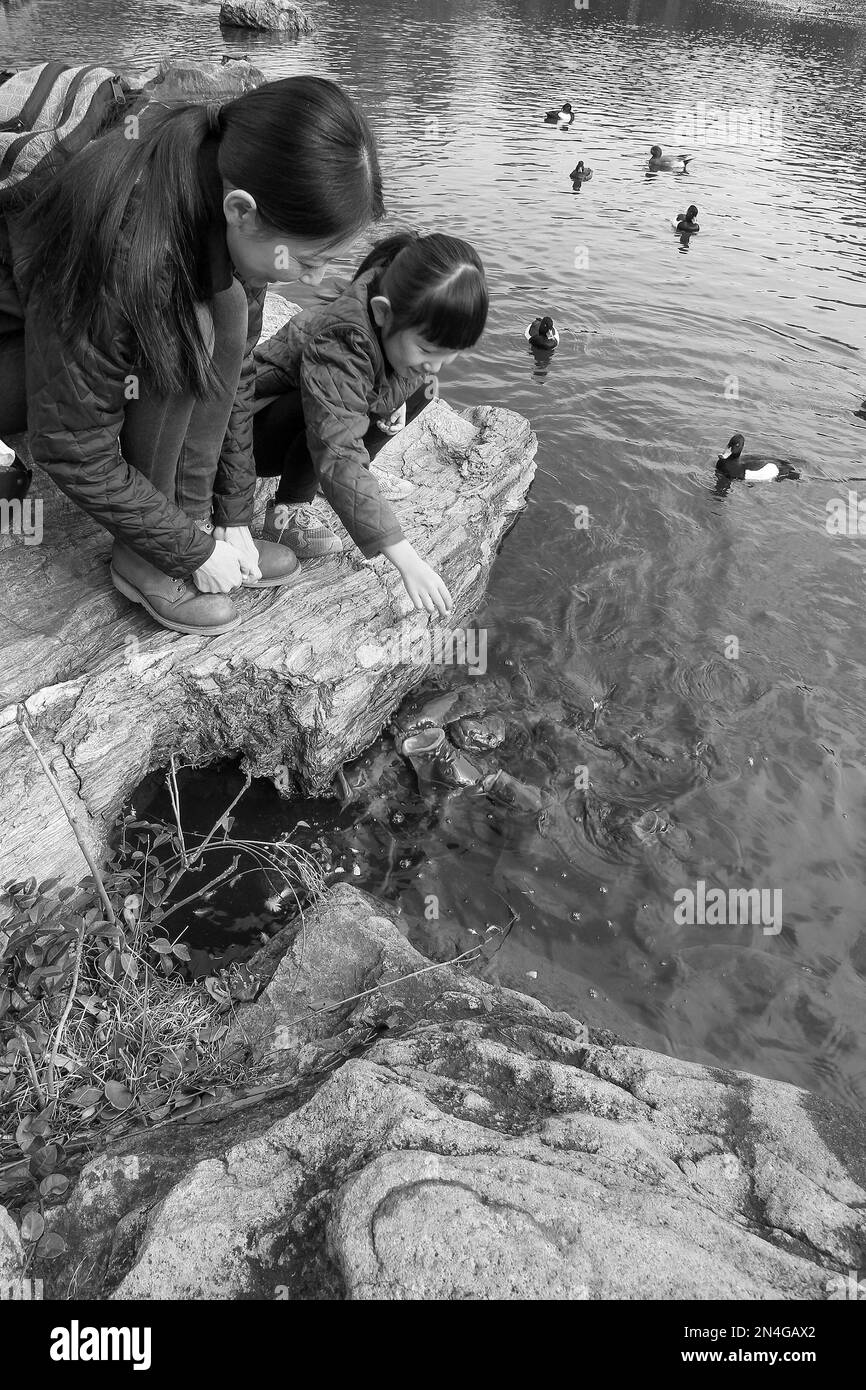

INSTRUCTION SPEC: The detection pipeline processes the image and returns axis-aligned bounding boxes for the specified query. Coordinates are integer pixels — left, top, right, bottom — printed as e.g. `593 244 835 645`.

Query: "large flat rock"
0 294 537 888
24 885 866 1301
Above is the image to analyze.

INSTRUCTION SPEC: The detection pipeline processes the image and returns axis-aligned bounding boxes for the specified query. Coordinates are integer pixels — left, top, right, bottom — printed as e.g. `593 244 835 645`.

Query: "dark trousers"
0 277 248 525
253 384 428 505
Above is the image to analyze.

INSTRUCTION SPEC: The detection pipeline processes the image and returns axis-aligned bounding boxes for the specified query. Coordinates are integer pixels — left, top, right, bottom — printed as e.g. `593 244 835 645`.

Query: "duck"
716 434 800 482
525 315 560 349
545 102 574 127
570 160 593 183
675 204 700 233
648 145 693 172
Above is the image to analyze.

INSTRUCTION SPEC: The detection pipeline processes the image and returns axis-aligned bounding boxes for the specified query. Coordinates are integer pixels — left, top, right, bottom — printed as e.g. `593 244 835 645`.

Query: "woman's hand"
193 539 244 594
214 525 262 582
382 540 453 617
376 402 407 436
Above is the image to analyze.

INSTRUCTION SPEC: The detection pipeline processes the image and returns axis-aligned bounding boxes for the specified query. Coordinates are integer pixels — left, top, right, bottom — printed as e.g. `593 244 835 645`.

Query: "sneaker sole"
110 566 242 636
262 532 343 560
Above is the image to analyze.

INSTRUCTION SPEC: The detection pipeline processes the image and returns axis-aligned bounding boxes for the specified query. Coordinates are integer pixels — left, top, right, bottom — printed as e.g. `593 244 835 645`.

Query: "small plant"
0 733 326 1240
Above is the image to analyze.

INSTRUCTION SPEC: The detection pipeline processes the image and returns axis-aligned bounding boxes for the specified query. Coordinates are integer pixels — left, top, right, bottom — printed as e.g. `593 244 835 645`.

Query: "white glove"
376 402 407 436
214 525 262 582
193 539 244 594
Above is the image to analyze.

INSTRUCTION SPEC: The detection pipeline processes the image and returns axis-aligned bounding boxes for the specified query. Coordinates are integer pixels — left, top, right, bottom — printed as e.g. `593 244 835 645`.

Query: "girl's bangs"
416 275 489 350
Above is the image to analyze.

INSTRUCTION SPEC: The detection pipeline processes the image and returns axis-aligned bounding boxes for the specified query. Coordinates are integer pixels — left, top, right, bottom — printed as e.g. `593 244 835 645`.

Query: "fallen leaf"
36 1232 67 1260
20 1210 45 1242
104 1080 134 1111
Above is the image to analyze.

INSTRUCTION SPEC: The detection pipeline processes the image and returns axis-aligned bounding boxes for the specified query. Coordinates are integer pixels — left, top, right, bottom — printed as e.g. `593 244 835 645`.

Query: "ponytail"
352 231 419 280
21 77 384 399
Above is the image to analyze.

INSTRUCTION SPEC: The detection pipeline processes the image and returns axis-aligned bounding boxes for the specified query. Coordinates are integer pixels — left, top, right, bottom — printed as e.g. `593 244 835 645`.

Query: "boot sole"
242 564 305 590
110 567 242 636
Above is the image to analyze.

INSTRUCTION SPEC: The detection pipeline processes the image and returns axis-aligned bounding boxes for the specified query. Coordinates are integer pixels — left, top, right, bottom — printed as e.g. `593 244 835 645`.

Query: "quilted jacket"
0 133 264 578
253 268 426 559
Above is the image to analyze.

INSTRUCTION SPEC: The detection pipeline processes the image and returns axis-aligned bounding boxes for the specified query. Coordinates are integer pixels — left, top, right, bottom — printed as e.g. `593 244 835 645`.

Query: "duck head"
561 102 573 113
538 315 556 337
650 145 663 159
571 161 585 177
684 204 698 221
718 433 745 463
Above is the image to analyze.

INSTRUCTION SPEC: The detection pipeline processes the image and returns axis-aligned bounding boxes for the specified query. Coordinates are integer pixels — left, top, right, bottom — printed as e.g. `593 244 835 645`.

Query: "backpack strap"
0 61 70 133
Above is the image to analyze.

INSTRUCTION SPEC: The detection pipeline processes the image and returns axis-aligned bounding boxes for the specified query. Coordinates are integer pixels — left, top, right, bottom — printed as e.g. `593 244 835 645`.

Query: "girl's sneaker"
264 502 342 558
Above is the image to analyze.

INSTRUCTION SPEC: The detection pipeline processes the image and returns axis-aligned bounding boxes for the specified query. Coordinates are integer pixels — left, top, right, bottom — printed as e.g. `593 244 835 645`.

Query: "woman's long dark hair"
19 77 384 398
354 231 488 349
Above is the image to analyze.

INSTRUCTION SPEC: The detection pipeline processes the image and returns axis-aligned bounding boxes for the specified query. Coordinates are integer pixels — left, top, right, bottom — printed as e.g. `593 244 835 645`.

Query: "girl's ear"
222 188 258 227
370 294 393 329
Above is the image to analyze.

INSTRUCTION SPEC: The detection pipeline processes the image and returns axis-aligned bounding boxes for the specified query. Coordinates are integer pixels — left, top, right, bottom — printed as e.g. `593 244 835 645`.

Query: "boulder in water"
127 57 266 99
218 0 314 32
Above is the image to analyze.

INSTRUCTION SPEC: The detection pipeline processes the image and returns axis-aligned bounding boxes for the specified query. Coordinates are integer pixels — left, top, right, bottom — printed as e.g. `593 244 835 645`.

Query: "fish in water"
716 433 800 482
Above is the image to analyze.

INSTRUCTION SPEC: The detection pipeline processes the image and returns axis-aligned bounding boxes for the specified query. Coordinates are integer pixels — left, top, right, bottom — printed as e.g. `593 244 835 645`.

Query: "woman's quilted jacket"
0 135 263 579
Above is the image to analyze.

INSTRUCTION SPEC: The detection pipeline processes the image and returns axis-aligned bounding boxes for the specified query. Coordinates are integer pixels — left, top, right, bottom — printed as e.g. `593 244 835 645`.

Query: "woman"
0 76 384 634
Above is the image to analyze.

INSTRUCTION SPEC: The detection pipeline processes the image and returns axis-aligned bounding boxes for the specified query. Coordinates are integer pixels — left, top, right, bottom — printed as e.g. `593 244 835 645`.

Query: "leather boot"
243 536 303 589
110 541 240 636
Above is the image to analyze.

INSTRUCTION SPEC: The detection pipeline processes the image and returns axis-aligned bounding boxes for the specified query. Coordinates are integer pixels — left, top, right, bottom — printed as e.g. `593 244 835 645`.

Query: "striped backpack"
0 60 131 209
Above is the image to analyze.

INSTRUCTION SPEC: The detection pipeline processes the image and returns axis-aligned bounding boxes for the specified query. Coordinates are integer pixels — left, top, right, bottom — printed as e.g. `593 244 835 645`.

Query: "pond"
4 0 866 1107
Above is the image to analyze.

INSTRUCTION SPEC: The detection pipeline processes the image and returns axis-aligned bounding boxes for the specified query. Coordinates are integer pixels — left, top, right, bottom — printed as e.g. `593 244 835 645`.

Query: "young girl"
0 76 384 635
252 232 489 617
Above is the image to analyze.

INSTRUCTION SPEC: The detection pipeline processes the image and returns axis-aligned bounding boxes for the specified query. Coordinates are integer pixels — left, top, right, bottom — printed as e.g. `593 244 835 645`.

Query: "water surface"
4 0 866 1106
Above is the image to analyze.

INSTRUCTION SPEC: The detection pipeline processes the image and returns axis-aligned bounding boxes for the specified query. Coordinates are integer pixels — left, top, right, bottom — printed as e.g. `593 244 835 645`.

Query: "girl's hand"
193 539 244 594
214 525 262 582
376 402 407 436
383 540 452 617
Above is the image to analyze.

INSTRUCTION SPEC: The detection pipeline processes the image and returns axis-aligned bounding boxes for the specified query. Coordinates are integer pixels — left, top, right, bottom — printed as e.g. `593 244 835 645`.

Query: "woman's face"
223 189 357 287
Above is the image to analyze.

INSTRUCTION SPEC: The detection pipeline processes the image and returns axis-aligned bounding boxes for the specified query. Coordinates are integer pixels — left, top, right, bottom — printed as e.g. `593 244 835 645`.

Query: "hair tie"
205 101 224 136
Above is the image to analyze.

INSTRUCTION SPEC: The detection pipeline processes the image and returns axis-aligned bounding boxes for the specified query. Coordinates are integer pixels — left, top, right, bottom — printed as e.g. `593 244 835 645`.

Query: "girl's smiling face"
370 296 459 377
222 187 357 286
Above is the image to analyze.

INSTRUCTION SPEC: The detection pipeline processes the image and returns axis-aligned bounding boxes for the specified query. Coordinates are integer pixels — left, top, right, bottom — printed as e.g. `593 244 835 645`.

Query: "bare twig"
166 755 189 870
161 772 252 907
157 856 241 926
45 914 87 1100
312 942 484 1013
15 1032 46 1109
15 705 116 926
